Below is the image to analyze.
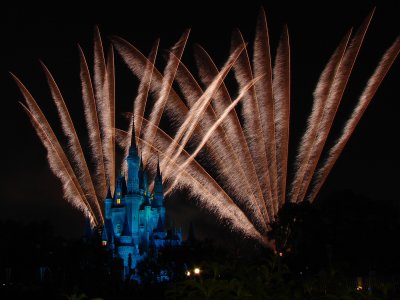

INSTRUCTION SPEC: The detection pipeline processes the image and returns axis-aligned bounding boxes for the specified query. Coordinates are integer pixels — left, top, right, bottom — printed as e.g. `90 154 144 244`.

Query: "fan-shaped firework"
14 9 399 247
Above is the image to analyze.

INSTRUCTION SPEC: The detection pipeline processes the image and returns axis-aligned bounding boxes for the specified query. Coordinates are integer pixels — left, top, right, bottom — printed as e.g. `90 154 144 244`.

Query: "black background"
1 1 399 239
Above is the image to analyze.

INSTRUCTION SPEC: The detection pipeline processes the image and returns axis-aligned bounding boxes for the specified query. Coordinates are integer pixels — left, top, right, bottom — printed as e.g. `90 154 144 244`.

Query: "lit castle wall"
101 132 182 278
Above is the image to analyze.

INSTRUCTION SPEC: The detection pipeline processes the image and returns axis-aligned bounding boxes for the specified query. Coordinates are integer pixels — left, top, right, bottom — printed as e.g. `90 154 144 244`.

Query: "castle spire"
105 185 113 219
106 186 112 199
101 225 108 242
153 156 164 207
129 116 138 156
156 157 162 178
126 116 140 194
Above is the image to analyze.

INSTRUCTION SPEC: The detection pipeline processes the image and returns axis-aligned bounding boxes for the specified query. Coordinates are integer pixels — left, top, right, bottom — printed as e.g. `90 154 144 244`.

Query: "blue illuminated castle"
101 130 182 279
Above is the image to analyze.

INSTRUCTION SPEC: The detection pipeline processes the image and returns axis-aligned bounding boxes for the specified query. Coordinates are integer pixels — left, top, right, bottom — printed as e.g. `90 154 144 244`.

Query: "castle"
100 131 182 279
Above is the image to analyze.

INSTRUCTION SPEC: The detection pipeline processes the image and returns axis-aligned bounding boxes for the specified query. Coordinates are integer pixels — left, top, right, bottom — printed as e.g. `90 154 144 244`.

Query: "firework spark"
15 9 398 247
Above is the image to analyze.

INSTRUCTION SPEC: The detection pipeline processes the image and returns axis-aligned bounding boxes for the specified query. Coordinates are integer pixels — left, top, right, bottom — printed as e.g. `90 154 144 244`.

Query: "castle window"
116 224 121 234
117 198 121 205
102 240 107 246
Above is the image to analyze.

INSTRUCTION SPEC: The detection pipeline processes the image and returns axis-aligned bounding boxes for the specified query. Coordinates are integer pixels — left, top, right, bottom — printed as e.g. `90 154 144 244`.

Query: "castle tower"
125 121 142 243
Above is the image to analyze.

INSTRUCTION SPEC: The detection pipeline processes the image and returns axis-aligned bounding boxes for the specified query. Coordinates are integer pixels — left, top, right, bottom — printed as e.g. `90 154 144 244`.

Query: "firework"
15 9 399 246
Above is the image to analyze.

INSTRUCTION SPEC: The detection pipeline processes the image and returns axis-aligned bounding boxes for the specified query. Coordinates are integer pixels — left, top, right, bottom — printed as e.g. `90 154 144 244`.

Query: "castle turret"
153 160 164 207
101 225 109 246
105 187 113 219
102 218 115 248
153 160 166 225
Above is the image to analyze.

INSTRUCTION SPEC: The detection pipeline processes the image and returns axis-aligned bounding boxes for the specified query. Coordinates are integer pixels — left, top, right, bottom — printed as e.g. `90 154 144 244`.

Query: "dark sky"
1 1 399 239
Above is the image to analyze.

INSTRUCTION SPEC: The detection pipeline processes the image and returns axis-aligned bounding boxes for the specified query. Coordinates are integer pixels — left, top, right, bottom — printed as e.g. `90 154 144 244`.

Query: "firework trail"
20 104 97 225
13 32 122 225
104 45 116 195
231 29 275 218
78 46 108 199
307 37 400 203
40 62 103 208
272 25 291 207
13 75 103 225
293 10 374 203
290 29 353 203
16 9 398 246
253 8 278 216
93 28 113 195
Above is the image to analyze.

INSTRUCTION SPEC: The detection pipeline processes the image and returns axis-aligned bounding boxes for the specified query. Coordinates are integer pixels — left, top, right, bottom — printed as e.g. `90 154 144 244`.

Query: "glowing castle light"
14 8 399 248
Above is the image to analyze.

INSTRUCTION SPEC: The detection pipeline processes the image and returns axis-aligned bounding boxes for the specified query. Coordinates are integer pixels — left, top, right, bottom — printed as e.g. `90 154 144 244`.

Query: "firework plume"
15 9 398 247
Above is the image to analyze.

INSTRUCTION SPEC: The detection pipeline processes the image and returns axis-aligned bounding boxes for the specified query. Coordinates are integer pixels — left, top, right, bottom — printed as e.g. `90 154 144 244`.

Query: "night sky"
1 1 399 239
